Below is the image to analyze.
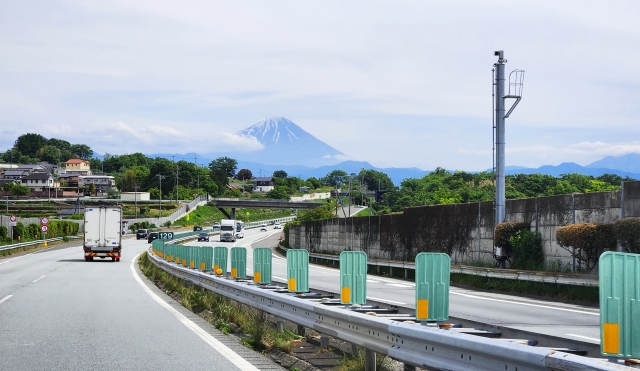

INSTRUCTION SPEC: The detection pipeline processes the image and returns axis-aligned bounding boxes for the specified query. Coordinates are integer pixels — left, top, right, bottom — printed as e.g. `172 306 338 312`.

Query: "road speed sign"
41 217 49 225
41 225 48 233
10 215 17 222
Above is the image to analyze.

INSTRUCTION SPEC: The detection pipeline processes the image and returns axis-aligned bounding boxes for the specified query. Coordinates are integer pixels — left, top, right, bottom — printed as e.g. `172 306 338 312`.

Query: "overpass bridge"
209 197 324 219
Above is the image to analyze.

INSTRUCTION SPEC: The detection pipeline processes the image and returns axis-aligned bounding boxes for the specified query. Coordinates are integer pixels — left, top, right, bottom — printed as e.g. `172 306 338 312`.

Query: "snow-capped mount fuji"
236 117 348 167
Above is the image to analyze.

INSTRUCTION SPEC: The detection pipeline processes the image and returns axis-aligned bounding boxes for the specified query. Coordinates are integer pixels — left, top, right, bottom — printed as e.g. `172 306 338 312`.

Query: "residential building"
20 172 55 191
254 177 275 193
79 175 116 193
65 159 91 175
1 169 31 180
59 174 80 188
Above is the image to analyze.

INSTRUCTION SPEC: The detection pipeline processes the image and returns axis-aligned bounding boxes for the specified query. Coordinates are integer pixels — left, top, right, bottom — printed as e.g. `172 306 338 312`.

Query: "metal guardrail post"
364 349 376 371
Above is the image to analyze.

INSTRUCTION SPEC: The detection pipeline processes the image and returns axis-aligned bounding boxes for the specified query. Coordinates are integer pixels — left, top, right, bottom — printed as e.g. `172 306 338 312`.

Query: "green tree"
88 183 96 196
47 138 71 151
358 169 394 191
9 183 30 196
148 187 161 200
70 144 93 159
15 133 47 157
237 169 253 180
265 186 291 200
273 170 288 179
305 177 322 189
322 170 348 187
296 207 335 222
209 157 238 178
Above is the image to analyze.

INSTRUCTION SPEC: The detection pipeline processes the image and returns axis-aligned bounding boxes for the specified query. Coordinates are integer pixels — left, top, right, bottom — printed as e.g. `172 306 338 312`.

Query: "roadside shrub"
0 226 7 239
613 217 640 254
494 222 530 257
164 221 172 227
556 223 616 272
510 230 544 270
13 222 24 240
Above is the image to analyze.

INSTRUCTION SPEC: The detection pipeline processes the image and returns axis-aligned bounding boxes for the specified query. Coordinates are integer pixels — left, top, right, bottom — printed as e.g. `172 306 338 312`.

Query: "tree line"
2 134 632 209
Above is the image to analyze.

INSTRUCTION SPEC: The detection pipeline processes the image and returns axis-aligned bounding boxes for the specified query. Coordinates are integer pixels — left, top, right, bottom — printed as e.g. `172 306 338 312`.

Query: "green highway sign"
158 232 174 240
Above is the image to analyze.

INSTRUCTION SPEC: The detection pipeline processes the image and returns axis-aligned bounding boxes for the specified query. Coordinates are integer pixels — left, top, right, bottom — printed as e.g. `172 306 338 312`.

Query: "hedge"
556 223 616 272
613 217 640 254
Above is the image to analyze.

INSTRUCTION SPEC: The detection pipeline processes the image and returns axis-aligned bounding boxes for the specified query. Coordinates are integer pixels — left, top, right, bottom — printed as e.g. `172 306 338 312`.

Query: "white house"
20 172 55 191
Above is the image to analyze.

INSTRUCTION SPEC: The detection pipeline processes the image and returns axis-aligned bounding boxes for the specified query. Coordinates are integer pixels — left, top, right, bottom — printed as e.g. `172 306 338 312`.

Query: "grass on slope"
172 204 293 227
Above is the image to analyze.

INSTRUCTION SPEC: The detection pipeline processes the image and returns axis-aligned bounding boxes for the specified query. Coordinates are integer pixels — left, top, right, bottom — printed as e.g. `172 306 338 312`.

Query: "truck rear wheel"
116 258 120 262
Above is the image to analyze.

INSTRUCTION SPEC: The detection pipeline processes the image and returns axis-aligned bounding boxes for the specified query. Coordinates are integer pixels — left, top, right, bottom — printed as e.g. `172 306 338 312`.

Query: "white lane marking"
130 254 260 371
367 280 381 283
32 275 46 283
566 334 600 343
450 292 600 316
0 295 12 305
273 275 286 282
367 296 406 305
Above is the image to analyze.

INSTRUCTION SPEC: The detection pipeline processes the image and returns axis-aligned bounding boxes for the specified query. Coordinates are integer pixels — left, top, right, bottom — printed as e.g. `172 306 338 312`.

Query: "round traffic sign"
41 225 48 233
10 215 17 222
41 217 49 225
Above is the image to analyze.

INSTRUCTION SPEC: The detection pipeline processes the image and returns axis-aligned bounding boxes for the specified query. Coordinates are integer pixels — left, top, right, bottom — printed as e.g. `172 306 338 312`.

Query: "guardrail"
146 251 631 371
302 250 599 287
0 236 81 252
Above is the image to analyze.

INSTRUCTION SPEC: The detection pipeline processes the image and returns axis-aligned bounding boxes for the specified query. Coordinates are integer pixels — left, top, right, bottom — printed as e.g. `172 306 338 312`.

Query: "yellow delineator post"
599 251 640 358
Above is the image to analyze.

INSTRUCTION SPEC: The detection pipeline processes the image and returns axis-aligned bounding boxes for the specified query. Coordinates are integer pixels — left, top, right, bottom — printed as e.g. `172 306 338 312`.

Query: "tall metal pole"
157 174 165 219
494 50 506 227
134 183 139 220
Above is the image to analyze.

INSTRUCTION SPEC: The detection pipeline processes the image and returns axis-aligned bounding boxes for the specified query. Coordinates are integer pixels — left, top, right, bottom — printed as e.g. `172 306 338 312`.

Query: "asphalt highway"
0 235 284 371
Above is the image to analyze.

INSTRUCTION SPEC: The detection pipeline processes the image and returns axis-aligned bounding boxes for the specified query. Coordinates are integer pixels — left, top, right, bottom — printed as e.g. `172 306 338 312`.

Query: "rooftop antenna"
493 50 524 268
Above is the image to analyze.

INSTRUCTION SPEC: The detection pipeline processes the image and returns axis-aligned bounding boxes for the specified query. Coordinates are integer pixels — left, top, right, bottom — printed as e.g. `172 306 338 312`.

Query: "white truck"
83 206 122 262
219 219 237 242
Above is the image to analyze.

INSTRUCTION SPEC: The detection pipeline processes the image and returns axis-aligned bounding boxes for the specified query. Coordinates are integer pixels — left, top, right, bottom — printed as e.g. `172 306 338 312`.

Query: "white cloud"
1 1 639 170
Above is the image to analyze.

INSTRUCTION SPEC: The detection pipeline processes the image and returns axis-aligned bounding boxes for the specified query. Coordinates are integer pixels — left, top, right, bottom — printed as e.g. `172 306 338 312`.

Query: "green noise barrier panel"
599 251 640 358
415 252 450 322
339 251 367 305
286 249 309 293
253 248 272 284
214 246 228 275
231 247 247 279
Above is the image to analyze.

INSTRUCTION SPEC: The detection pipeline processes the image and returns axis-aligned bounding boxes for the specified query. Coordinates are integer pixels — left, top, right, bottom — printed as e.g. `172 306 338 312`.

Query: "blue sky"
1 1 639 171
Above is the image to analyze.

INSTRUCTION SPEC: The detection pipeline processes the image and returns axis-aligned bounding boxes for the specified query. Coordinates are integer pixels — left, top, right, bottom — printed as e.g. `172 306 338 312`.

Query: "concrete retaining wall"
289 181 640 273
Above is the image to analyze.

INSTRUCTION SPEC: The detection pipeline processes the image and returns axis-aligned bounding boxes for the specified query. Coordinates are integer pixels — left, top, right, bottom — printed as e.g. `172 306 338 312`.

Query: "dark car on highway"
197 232 209 242
147 232 158 243
136 229 148 240
193 226 203 231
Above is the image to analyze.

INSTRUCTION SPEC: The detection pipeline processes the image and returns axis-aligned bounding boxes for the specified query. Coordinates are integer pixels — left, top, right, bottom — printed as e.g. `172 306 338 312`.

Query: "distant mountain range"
111 117 640 186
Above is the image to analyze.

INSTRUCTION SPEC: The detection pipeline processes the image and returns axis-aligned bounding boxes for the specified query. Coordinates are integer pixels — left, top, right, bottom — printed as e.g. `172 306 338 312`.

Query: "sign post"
40 216 49 247
9 215 16 241
158 232 174 260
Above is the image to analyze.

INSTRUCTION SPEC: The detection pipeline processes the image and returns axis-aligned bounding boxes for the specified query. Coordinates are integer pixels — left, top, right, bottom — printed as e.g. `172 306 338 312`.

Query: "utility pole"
194 156 199 192
175 164 179 204
493 50 524 268
133 183 139 220
157 174 165 219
